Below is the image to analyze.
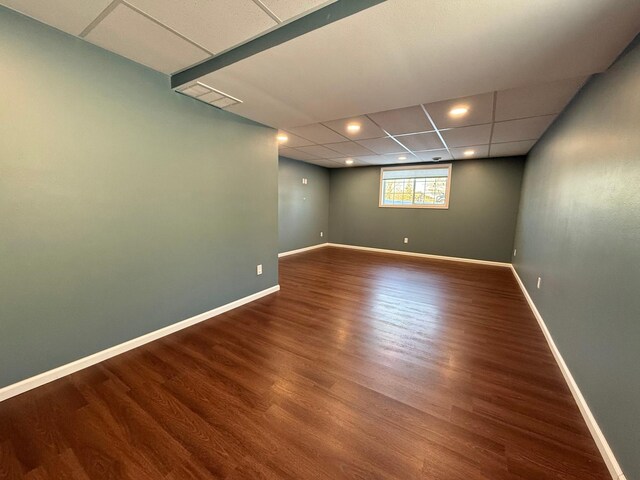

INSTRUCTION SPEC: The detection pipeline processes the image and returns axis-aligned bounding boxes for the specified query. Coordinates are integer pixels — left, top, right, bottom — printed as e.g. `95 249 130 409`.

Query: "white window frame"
379 164 452 209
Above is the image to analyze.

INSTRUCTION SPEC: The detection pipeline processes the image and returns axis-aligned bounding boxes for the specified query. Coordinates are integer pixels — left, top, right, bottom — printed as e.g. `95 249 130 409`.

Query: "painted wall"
0 7 278 388
513 36 640 479
329 158 525 262
278 157 329 253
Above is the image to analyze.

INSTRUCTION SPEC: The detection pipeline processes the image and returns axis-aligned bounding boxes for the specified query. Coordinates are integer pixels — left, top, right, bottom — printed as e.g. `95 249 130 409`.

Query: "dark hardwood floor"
0 247 610 479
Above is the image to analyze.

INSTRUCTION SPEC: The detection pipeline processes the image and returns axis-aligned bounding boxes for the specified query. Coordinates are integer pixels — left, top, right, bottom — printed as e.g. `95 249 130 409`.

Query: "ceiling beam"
170 0 386 89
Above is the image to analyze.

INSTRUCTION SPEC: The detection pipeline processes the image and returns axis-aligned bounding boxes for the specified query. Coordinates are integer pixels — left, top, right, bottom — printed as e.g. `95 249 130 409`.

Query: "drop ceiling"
187 0 640 123
277 76 586 167
0 0 337 73
179 0 639 166
3 0 639 168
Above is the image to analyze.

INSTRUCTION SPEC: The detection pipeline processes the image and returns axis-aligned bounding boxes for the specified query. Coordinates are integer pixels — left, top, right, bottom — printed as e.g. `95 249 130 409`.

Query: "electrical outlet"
537 277 542 289
257 264 263 276
403 237 409 244
513 249 517 257
320 231 324 237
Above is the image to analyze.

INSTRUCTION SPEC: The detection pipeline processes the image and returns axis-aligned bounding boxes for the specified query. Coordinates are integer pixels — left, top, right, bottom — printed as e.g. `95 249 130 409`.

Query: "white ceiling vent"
176 81 242 110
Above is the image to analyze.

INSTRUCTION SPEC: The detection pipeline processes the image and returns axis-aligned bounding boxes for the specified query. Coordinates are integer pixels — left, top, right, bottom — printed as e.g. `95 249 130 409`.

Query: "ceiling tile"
357 154 419 166
355 155 388 164
259 0 334 21
296 145 342 159
278 147 297 158
84 3 209 74
440 124 492 148
278 131 314 148
278 147 319 161
304 158 344 168
491 115 556 143
356 137 408 155
414 149 452 162
396 131 444 151
1 0 112 35
287 123 347 144
356 157 395 165
449 145 490 160
424 92 494 129
367 106 433 135
383 157 421 165
331 157 366 167
127 0 275 55
325 141 373 156
495 77 588 121
322 115 385 140
489 140 536 157
384 152 414 162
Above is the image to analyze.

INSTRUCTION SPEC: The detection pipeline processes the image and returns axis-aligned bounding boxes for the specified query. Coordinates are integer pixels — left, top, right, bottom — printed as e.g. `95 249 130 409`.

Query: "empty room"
1 1 639 479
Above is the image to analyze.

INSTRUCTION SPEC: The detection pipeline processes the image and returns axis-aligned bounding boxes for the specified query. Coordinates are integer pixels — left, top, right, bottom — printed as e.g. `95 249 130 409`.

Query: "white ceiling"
275 76 586 167
1 0 113 35
191 0 640 129
0 0 336 73
4 0 639 168
84 2 209 74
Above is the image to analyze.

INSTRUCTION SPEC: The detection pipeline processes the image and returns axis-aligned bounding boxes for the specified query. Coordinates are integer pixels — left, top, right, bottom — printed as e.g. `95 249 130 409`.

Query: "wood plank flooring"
0 247 610 479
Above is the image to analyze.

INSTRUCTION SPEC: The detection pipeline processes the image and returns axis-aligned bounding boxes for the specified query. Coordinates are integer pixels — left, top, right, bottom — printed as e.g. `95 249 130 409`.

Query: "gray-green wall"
278 157 329 253
513 37 640 479
0 7 278 388
329 158 525 262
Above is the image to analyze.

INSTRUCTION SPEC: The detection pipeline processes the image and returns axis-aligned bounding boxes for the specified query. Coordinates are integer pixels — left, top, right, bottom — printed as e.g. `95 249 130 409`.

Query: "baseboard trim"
278 243 329 257
510 266 626 480
0 285 281 402
327 243 511 267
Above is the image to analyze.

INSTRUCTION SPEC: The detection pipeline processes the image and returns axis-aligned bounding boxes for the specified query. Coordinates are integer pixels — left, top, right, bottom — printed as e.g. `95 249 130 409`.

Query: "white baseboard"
278 242 329 257
510 266 626 480
0 285 280 402
327 243 511 267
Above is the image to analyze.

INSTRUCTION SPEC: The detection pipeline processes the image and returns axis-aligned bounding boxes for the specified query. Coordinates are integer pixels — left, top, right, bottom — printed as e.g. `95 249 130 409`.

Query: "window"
379 164 452 209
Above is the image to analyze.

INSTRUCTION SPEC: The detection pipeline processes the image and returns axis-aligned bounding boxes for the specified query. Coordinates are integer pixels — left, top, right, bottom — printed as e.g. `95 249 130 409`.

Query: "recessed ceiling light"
345 158 354 165
464 150 475 156
449 106 469 117
276 134 288 143
398 155 407 160
346 123 361 133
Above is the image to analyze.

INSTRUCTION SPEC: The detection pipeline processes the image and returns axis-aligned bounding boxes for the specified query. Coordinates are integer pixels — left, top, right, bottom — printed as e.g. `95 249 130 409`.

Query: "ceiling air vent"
176 81 242 110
